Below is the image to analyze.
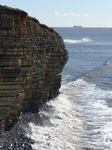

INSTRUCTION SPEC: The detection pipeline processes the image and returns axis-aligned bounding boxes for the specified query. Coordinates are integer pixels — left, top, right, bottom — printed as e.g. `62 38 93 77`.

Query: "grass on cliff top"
0 5 27 15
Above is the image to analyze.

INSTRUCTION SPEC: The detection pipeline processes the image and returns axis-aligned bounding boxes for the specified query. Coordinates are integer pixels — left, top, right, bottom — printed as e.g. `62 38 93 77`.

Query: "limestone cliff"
0 5 68 133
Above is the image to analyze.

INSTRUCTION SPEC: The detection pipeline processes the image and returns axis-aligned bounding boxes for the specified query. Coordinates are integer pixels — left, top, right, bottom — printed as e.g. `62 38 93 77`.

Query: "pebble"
0 113 35 150
0 104 51 150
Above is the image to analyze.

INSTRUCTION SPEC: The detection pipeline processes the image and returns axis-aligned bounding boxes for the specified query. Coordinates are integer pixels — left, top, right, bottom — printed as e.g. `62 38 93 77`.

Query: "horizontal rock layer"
0 5 68 133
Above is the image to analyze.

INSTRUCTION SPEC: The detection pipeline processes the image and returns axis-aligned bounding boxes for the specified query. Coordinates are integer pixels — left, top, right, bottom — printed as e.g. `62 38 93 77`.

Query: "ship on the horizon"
74 25 82 28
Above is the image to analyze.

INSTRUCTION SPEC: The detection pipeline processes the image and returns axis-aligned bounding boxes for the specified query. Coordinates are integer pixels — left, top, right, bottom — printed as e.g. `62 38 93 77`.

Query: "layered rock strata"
0 5 68 133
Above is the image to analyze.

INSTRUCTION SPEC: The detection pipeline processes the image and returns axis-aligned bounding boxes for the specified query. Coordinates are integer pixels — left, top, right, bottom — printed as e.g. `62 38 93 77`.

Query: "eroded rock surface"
0 5 68 133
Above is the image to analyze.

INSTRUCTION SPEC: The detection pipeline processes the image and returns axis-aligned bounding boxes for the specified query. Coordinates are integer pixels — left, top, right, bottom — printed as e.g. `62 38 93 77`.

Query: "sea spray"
26 88 84 150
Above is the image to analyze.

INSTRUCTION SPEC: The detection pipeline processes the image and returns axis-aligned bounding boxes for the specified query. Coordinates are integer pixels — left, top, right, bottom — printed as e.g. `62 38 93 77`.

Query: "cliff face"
0 5 68 133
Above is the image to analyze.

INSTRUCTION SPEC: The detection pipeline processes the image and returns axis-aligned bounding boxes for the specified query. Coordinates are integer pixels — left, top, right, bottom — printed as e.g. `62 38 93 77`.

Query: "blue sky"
0 0 112 27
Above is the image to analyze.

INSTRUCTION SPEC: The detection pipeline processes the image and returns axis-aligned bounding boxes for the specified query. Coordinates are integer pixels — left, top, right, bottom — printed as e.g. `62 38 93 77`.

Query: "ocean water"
26 27 112 150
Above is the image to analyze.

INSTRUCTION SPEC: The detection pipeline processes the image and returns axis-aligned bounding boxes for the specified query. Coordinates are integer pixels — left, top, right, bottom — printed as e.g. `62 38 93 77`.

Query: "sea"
1 27 112 150
26 27 112 150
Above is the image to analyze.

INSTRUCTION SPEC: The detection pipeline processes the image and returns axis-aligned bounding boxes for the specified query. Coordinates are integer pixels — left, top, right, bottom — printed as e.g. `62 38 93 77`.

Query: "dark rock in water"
0 5 68 133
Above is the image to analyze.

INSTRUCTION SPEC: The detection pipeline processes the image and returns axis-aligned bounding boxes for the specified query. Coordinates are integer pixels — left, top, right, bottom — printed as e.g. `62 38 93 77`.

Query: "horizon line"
51 26 112 28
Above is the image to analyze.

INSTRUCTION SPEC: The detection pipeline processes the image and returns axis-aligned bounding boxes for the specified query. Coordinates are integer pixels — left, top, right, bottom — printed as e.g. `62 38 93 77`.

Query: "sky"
0 0 112 27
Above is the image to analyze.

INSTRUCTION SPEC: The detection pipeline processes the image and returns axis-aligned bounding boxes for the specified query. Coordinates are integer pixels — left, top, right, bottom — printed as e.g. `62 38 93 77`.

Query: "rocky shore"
0 104 52 150
0 112 36 150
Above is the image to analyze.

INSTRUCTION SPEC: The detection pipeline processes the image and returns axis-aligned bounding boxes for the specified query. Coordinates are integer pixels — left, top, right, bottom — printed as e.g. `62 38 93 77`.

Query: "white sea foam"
26 78 112 150
26 85 84 150
73 79 112 149
64 37 92 44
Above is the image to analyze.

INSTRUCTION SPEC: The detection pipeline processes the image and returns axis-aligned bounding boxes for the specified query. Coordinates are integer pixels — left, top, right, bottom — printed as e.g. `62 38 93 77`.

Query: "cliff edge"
0 5 68 133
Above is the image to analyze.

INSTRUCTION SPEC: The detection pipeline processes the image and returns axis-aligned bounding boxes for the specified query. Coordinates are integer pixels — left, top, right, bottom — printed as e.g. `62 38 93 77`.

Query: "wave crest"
105 57 112 66
64 37 92 44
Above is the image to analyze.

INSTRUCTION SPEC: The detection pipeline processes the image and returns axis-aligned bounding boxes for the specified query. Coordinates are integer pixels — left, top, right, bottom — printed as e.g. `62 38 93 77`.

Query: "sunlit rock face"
0 5 68 132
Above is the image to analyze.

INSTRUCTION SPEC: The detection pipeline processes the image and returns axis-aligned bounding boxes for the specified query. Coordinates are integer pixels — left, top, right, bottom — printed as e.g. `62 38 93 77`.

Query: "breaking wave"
105 57 112 66
26 78 112 150
64 37 92 44
26 84 84 150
